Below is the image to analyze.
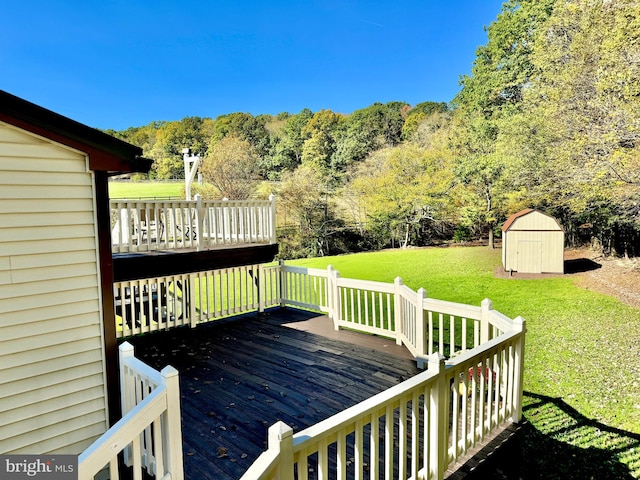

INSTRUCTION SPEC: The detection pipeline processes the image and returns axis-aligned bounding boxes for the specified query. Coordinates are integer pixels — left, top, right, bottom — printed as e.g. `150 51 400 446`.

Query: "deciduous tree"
200 136 260 199
452 0 555 247
149 117 213 179
349 142 454 248
522 0 640 254
334 101 409 171
301 110 345 181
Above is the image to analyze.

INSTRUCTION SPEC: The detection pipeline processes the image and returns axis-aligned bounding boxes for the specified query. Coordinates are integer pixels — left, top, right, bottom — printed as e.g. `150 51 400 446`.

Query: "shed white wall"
502 211 564 274
509 210 560 231
0 122 108 454
503 230 565 273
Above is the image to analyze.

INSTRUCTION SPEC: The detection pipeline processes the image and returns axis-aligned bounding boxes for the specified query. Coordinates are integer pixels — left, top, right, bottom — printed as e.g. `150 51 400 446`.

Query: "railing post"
189 274 198 328
161 365 184 480
133 203 142 251
428 353 447 480
119 342 134 414
118 342 135 466
327 265 341 330
257 264 265 313
394 277 403 346
416 288 427 357
481 298 492 344
269 193 277 244
279 259 287 307
335 268 341 322
511 316 526 423
268 421 294 480
194 194 203 251
223 198 230 245
326 265 333 321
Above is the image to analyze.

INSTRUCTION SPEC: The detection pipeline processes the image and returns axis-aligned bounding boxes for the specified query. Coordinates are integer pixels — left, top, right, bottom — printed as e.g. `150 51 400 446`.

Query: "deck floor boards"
126 307 420 480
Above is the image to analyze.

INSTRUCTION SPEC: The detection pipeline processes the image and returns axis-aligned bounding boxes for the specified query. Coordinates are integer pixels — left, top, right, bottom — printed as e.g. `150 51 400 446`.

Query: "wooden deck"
126 307 420 480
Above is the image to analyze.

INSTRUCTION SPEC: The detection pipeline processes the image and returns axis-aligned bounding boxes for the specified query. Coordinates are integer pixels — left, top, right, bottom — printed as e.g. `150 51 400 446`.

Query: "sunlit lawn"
290 246 640 477
108 180 184 199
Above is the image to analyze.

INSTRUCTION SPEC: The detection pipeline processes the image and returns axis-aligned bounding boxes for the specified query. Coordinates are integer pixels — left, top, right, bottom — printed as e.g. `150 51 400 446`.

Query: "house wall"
0 121 108 454
502 211 564 274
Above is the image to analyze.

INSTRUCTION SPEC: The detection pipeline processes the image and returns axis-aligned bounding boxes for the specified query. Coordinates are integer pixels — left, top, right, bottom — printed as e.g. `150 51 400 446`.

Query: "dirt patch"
572 249 640 310
495 247 640 310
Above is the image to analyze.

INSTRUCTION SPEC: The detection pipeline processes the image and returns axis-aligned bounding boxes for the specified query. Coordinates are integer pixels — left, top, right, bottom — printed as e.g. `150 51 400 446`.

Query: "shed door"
517 240 542 273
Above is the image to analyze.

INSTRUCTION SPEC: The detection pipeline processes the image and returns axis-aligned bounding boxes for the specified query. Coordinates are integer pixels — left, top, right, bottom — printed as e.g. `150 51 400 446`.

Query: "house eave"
0 89 151 174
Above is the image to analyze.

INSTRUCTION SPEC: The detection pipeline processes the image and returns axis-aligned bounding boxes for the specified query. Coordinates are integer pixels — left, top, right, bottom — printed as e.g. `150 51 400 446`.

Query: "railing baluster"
370 410 379 480
410 391 420 479
451 369 460 462
298 449 309 480
318 438 328 479
439 313 444 354
337 428 347 480
450 314 455 357
398 399 407 477
428 311 434 355
384 403 393 480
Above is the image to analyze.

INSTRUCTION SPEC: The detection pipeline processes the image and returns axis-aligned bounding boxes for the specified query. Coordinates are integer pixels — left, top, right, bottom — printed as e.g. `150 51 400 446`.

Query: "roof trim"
501 208 535 232
502 208 564 232
0 90 152 173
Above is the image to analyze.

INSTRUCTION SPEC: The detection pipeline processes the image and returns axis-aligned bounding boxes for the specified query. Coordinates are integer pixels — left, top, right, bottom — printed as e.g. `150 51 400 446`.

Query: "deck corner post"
326 265 334 320
269 421 295 480
279 259 287 307
481 298 493 344
161 365 184 480
118 342 135 466
416 288 427 356
393 277 403 345
428 353 448 480
511 316 527 423
119 341 134 358
257 264 265 313
118 342 134 413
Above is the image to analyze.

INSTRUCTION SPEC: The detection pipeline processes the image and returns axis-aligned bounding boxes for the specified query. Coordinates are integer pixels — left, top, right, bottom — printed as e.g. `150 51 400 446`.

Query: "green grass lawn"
290 246 640 478
108 180 184 199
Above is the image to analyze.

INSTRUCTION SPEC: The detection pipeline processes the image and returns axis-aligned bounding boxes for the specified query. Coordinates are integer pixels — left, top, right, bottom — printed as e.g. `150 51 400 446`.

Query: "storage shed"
502 209 565 274
0 90 151 455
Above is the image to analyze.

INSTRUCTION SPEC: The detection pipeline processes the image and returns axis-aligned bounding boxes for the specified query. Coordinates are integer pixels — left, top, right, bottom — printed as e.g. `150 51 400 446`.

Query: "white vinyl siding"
0 121 108 454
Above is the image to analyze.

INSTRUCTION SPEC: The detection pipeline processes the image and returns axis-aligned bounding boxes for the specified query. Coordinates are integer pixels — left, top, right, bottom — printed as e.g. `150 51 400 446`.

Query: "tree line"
108 0 640 259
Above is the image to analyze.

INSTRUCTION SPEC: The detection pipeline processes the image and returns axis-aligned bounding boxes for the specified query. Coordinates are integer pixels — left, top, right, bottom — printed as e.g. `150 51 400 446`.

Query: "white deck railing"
114 264 283 338
242 320 525 480
111 195 276 253
112 262 525 480
115 262 514 359
276 263 507 361
78 343 184 480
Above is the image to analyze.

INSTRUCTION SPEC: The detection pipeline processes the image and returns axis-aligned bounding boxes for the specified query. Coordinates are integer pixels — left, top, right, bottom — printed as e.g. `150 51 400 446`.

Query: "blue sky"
2 1 504 130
